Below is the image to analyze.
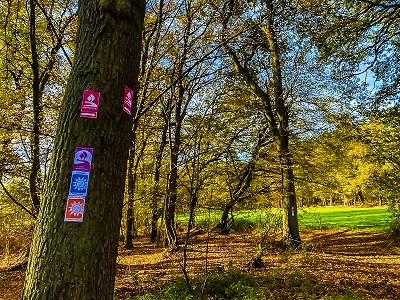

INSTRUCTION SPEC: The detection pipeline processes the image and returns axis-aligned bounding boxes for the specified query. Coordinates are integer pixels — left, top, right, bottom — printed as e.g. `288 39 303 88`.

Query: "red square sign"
64 195 86 222
123 86 133 115
80 90 100 118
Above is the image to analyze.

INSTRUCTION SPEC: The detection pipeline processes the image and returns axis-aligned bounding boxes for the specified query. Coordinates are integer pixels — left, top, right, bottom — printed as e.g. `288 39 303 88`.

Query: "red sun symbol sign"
64 196 86 222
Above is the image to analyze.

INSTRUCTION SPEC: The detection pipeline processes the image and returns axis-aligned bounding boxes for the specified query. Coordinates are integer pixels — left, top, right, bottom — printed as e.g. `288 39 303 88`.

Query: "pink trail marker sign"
123 86 133 115
80 90 100 118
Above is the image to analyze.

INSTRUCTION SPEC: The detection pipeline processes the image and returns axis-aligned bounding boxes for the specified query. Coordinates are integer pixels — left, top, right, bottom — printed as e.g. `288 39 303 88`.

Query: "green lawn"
178 206 391 231
298 206 391 230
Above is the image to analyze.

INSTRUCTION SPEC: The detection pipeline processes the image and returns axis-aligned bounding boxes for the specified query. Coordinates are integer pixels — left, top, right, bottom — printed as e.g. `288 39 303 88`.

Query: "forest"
0 0 400 299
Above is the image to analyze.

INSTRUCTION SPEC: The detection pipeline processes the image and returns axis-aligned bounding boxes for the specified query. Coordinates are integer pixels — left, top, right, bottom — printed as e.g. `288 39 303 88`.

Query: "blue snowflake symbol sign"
69 171 90 196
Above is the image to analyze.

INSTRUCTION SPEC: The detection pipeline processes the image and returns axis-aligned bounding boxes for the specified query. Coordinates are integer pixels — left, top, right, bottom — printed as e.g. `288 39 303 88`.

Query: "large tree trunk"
22 1 145 299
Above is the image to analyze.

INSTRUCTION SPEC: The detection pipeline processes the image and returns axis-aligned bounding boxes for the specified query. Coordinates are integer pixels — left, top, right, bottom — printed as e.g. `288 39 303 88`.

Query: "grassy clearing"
177 206 391 232
298 206 390 230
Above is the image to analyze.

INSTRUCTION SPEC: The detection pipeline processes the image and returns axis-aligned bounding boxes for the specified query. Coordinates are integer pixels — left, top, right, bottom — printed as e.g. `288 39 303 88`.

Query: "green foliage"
133 265 361 300
387 199 400 235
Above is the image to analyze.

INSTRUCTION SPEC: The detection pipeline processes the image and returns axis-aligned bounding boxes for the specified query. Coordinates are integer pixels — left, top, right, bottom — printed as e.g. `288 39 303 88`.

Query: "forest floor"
1 229 399 299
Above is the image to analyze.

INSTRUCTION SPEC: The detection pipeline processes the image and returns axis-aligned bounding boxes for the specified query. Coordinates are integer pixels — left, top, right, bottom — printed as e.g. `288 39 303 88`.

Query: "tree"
22 0 145 298
155 0 218 248
218 125 270 234
213 0 302 244
297 0 400 107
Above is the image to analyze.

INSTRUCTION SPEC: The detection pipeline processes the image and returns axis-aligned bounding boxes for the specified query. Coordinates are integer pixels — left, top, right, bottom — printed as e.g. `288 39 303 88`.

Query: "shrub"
388 199 400 235
134 265 361 300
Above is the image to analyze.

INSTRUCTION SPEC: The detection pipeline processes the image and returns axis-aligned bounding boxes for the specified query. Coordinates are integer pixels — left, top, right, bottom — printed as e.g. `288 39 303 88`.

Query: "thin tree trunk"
218 128 267 234
219 202 235 235
163 0 195 248
188 193 198 231
150 122 168 243
165 136 180 248
125 122 147 248
29 0 42 215
28 1 73 216
125 140 137 249
22 1 145 299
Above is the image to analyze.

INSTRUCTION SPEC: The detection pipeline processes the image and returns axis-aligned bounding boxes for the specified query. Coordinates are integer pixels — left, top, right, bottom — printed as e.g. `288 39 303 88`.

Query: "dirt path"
1 230 399 299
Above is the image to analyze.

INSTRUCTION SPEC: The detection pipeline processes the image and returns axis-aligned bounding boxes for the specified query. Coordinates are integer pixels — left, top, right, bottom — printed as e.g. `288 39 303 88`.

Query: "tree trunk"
125 121 147 248
218 128 266 234
219 203 234 235
188 193 198 231
125 142 137 249
150 122 168 243
164 72 186 249
263 0 301 245
29 0 42 215
165 140 180 248
280 148 301 245
22 1 145 299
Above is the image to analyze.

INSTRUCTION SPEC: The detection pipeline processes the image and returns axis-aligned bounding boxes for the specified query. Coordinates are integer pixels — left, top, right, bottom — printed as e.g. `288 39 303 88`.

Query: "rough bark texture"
22 0 145 299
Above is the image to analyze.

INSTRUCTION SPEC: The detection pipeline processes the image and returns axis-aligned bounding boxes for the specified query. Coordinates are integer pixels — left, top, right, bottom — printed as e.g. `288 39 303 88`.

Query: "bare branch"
0 178 36 219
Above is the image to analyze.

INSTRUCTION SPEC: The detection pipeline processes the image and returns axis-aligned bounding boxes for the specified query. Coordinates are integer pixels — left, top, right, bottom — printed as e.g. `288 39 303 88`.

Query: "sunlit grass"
298 206 390 230
177 206 391 231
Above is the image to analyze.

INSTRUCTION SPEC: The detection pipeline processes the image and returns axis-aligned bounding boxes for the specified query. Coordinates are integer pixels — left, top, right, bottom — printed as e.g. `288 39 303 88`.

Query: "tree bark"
188 193 198 231
164 11 191 247
29 0 42 215
22 1 145 299
150 122 168 243
263 0 301 245
124 139 137 249
165 119 181 247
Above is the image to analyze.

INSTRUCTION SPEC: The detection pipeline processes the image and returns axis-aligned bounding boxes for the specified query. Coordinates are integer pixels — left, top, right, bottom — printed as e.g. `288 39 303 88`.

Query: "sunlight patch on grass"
298 206 390 231
177 206 390 232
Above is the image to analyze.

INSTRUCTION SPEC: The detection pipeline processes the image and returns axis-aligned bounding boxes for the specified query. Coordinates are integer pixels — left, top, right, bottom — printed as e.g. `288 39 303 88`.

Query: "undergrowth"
124 264 361 300
388 201 400 235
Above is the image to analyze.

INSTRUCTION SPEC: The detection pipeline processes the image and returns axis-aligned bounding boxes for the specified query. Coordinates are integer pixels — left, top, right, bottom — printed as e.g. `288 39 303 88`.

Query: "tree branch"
0 178 36 219
33 0 73 66
359 0 400 9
